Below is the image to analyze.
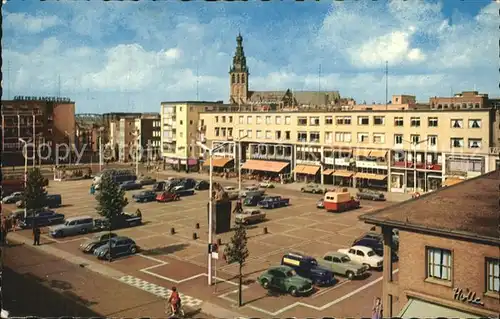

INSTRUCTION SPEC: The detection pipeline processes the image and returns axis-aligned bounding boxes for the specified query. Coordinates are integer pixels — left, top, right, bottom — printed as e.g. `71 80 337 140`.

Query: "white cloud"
4 11 62 33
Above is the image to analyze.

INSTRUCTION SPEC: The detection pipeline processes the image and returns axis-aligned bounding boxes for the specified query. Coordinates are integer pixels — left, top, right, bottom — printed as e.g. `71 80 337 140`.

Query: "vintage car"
353 236 399 262
194 180 210 190
156 191 180 202
258 196 289 209
281 252 335 286
318 252 369 280
137 176 157 186
49 216 95 237
171 185 195 196
235 209 266 225
132 190 157 202
243 194 264 206
94 212 142 231
259 181 275 189
258 266 313 297
223 186 240 200
119 181 142 191
239 185 265 198
356 189 386 201
19 210 65 229
2 191 23 204
300 184 327 194
337 246 383 270
94 236 139 260
79 232 118 253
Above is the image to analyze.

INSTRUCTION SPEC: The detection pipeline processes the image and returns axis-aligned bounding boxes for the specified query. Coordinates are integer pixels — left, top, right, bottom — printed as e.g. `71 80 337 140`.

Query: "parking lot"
6 177 398 318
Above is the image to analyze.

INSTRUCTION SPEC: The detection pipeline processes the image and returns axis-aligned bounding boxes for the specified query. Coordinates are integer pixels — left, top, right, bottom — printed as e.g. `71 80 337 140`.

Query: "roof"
67 215 93 221
360 170 500 244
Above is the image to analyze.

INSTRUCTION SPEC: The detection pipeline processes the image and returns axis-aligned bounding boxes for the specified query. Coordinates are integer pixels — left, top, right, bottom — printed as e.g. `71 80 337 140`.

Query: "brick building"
360 170 500 318
1 96 76 166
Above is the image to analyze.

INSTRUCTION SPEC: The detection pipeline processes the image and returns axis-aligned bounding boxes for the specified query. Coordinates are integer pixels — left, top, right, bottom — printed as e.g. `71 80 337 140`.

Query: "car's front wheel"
261 278 270 289
346 271 355 280
130 246 137 254
289 286 298 297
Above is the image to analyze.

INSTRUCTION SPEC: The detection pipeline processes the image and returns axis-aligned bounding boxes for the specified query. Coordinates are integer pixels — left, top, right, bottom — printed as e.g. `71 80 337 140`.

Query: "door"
113 240 129 256
355 250 366 263
67 221 78 235
270 271 285 290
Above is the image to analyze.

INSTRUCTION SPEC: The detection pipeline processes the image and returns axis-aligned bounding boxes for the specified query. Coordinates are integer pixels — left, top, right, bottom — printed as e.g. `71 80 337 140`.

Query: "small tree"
224 222 249 307
23 168 48 214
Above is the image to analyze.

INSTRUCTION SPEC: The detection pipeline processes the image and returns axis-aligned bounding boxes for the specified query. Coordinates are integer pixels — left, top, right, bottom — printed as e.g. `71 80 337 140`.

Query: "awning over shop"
353 149 371 157
369 150 388 158
443 177 464 187
398 298 481 319
241 160 289 173
323 169 335 175
332 170 354 177
355 173 387 180
203 157 234 168
294 165 320 175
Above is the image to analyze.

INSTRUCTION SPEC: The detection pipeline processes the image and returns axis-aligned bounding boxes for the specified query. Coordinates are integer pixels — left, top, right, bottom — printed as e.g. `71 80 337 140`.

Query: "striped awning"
241 160 289 173
355 173 387 180
332 170 354 177
203 157 234 168
294 165 320 175
369 150 388 158
323 169 335 175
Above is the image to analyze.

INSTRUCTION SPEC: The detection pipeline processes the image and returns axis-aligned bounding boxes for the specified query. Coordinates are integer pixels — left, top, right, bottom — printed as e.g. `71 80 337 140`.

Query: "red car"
156 191 180 202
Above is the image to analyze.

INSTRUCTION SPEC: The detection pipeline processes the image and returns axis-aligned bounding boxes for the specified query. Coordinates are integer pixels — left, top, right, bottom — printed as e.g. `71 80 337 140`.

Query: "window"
428 117 438 127
285 131 291 140
410 117 421 127
335 132 352 143
468 138 482 149
256 116 262 124
325 132 333 143
221 128 226 137
229 116 233 123
222 116 226 123
247 130 252 138
310 117 320 126
275 131 282 140
297 117 307 126
469 119 481 128
247 116 253 124
358 133 369 143
394 117 404 126
428 135 437 147
285 116 291 125
275 116 282 125
427 247 452 281
215 128 220 137
228 128 233 137
394 134 403 145
373 133 385 144
239 130 244 138
189 120 193 125
336 116 352 125
486 258 500 293
451 119 463 128
325 116 333 125
374 116 385 125
358 116 369 125
356 250 365 257
265 116 271 125
265 130 272 139
411 135 420 144
256 130 262 138
309 132 320 143
239 116 244 124
179 120 183 125
451 137 464 148
324 256 333 262
297 132 307 142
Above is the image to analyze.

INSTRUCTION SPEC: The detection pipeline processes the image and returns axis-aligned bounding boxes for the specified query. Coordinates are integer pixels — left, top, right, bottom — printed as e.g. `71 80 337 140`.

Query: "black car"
19 210 65 229
94 236 138 260
79 233 118 253
180 178 197 189
132 190 157 202
281 252 335 286
352 237 399 261
243 195 264 206
172 185 195 196
195 180 210 190
119 181 142 191
94 213 142 231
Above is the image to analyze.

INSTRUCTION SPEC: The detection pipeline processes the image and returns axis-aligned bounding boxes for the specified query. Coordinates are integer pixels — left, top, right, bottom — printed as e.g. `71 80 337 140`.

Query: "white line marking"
311 279 350 299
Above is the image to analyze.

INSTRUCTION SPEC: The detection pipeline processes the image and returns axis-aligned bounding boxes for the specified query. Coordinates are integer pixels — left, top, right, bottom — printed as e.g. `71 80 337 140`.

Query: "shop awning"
294 165 320 175
203 157 234 168
323 169 335 175
369 150 388 158
355 173 387 180
398 298 481 319
443 177 464 187
353 149 371 157
241 160 289 173
332 170 354 177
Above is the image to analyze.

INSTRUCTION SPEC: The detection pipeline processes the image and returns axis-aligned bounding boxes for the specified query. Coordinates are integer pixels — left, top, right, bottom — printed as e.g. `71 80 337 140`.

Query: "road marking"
311 279 350 299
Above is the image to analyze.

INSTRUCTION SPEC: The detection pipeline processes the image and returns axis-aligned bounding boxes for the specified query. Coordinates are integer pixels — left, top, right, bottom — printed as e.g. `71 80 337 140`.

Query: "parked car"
132 190 157 202
281 253 335 286
301 184 327 194
258 196 290 209
316 198 324 209
156 191 180 202
79 232 118 253
318 252 369 280
352 237 399 261
356 230 399 247
243 194 264 206
235 209 266 225
16 194 62 209
172 186 195 197
337 246 383 270
356 189 386 201
239 185 264 198
94 236 139 260
259 181 275 189
2 192 23 204
258 265 313 297
152 181 167 192
49 216 94 237
179 178 197 190
19 210 65 229
223 186 240 200
94 212 142 231
195 180 210 190
119 181 142 191
137 176 157 186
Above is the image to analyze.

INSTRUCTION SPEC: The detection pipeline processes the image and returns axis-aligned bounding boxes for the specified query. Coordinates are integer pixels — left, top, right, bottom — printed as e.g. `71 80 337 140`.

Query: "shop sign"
324 158 334 165
355 160 388 169
489 147 500 154
334 158 350 166
453 287 484 306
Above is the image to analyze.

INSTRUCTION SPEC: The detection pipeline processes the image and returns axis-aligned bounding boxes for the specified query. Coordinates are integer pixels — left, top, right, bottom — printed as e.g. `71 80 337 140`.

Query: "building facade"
360 170 500 318
1 96 76 165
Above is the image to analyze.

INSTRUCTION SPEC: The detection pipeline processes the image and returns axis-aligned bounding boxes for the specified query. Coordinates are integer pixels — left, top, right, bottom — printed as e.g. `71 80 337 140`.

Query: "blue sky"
2 0 498 113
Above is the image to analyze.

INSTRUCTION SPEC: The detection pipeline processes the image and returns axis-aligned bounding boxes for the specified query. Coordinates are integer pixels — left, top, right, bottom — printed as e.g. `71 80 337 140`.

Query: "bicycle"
165 304 185 318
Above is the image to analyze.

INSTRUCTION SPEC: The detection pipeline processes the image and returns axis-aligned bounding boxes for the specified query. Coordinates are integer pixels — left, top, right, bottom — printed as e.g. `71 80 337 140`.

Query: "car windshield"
309 259 318 266
367 251 375 257
286 270 296 277
341 256 351 262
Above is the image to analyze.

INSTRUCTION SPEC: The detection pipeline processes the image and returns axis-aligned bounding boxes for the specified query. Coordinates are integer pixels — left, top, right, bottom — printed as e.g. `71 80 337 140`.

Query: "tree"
23 168 47 213
224 222 249 307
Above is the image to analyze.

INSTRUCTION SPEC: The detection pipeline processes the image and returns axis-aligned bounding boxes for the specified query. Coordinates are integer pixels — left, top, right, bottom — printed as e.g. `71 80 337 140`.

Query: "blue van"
281 252 335 286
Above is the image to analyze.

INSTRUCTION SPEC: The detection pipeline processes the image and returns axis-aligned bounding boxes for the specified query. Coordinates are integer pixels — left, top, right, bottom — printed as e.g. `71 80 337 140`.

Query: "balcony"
391 161 442 171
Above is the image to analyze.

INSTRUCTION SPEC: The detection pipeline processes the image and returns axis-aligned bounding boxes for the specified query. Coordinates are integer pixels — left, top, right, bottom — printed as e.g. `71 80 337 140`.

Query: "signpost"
209 243 219 292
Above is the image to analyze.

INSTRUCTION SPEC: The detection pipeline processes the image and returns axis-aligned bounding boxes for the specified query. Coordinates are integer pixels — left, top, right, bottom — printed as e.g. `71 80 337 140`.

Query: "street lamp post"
196 141 232 286
234 135 249 192
19 138 31 218
403 138 429 193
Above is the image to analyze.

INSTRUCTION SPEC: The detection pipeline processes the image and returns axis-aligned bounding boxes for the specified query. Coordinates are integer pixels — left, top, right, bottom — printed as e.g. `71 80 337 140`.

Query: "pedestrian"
372 297 383 319
136 209 142 218
33 224 41 246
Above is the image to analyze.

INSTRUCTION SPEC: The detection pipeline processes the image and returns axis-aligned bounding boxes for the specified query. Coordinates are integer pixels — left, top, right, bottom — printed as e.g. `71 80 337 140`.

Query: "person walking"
372 297 383 319
33 224 41 246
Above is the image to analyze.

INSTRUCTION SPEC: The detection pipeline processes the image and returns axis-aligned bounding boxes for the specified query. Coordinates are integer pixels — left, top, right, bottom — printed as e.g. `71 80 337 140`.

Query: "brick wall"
398 230 499 314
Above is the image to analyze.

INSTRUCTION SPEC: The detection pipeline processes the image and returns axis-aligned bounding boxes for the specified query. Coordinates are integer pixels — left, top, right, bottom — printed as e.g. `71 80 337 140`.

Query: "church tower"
229 33 249 104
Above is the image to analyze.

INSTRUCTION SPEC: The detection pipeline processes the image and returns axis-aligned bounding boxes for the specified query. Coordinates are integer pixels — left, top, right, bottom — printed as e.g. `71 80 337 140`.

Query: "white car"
259 181 275 188
223 186 239 200
337 245 383 270
2 192 23 204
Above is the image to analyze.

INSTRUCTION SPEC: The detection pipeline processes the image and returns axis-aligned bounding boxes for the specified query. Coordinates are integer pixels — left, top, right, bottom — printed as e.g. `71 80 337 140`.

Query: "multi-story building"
430 91 489 110
360 170 499 318
75 113 106 153
134 113 162 161
1 96 76 165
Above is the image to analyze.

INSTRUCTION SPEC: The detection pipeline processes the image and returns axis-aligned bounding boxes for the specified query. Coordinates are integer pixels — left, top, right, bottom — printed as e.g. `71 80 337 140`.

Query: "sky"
2 0 498 113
